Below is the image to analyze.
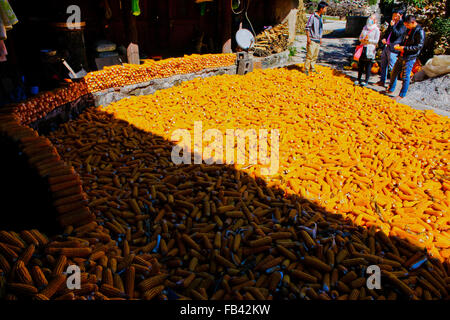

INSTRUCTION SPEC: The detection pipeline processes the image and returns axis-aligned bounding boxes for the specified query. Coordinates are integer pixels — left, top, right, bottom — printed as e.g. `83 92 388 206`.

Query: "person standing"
386 15 425 101
376 9 407 88
354 14 380 87
304 1 329 75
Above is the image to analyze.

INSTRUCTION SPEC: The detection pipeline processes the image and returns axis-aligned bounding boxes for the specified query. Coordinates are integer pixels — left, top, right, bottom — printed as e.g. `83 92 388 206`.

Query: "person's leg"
399 59 415 98
310 42 320 72
388 51 398 75
387 51 398 85
305 43 313 72
357 59 365 83
379 48 389 85
388 58 402 93
365 60 373 84
357 48 368 83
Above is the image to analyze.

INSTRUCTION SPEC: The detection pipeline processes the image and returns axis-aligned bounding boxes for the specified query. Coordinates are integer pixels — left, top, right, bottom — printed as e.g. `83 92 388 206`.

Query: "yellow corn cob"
15 260 34 285
33 293 50 300
113 273 125 293
52 255 68 277
8 283 38 295
143 285 164 300
138 274 167 292
31 266 48 287
40 274 67 298
18 244 35 265
100 283 125 298
125 266 135 299
0 231 25 249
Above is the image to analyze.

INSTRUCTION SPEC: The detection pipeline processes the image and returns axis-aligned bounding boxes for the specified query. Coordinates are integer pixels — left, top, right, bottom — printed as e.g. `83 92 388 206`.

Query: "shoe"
385 90 395 97
305 70 309 76
354 80 361 86
361 82 368 87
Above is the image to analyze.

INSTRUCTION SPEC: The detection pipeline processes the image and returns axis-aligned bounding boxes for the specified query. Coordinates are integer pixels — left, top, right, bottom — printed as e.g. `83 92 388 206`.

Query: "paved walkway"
288 20 450 117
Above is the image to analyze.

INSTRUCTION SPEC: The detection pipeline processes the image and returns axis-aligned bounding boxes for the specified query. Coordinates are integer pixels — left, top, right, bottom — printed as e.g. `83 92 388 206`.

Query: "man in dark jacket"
376 9 407 88
386 15 425 101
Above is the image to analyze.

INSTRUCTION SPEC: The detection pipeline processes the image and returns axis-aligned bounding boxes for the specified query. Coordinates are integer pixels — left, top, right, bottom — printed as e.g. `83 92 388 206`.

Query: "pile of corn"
0 113 95 228
12 54 237 126
84 54 237 93
1 65 449 300
10 81 89 125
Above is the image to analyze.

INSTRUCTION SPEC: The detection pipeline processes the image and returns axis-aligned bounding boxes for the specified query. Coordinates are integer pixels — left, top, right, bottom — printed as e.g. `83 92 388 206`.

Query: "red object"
412 59 422 74
400 29 413 57
353 45 364 61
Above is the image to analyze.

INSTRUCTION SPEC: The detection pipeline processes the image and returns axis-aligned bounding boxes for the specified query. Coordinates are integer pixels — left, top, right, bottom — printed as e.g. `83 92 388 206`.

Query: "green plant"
288 46 298 57
382 0 439 8
368 0 378 5
433 17 450 39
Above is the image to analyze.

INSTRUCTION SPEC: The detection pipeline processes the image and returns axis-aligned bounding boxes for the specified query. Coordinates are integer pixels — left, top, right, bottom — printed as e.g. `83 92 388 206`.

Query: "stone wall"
256 50 291 69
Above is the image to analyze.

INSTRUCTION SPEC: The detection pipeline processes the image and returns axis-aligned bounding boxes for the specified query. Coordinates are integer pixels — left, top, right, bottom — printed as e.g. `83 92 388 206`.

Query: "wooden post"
220 0 232 53
282 9 298 44
122 0 139 44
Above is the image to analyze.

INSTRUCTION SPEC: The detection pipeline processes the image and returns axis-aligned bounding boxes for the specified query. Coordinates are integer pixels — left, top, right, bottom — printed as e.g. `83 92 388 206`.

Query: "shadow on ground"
20 106 448 300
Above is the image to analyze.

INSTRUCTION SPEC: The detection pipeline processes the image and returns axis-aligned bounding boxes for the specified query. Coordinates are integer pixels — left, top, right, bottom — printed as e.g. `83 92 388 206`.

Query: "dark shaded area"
323 28 349 39
0 136 60 235
0 62 27 107
28 92 95 136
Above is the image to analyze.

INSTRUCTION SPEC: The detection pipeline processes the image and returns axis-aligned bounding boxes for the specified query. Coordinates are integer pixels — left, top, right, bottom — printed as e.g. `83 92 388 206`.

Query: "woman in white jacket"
355 14 380 87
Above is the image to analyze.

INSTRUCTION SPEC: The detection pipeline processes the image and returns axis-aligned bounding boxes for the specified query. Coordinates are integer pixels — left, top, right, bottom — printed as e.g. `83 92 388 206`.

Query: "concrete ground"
288 20 450 117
